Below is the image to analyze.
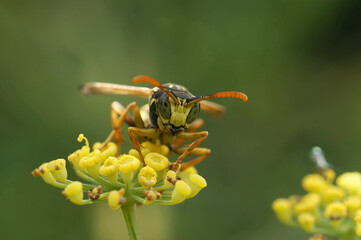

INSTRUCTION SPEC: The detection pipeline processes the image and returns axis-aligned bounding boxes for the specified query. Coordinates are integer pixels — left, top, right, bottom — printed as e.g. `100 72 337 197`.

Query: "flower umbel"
272 147 361 240
33 134 207 239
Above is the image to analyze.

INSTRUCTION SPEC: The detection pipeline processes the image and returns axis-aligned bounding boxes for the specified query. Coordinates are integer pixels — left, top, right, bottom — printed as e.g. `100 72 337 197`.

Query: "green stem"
121 202 141 240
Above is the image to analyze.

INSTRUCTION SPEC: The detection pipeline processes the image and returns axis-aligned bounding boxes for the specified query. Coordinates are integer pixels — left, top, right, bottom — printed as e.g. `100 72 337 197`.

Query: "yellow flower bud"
108 189 125 210
320 185 345 204
92 142 102 150
272 198 292 224
144 153 169 171
182 166 198 175
138 166 157 187
100 157 120 183
118 155 140 174
171 181 191 204
143 188 161 205
344 196 361 218
187 174 207 198
63 181 83 205
68 146 90 170
129 148 151 160
178 166 198 180
79 150 102 177
99 142 117 164
32 163 56 185
142 141 170 156
163 170 177 189
119 154 140 183
294 193 320 216
323 169 336 183
47 159 68 183
79 150 103 167
324 202 347 228
302 174 327 193
297 212 315 233
336 172 361 195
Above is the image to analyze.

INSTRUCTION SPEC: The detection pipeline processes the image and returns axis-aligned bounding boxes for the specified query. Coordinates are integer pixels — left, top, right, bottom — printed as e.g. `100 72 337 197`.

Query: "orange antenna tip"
208 91 248 102
187 91 248 105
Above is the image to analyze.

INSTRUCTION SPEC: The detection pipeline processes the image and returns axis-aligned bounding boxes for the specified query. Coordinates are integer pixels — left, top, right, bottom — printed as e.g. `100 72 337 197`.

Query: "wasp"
80 75 248 171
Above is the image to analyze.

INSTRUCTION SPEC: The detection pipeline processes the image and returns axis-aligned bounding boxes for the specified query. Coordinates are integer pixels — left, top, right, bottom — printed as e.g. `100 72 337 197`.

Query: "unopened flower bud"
108 189 125 210
138 166 157 187
171 180 191 204
47 159 67 183
63 181 83 205
272 198 292 224
32 163 56 185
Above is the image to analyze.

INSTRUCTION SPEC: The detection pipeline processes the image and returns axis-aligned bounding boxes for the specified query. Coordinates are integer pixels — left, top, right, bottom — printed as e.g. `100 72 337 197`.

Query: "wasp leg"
128 127 158 166
172 131 208 171
111 101 135 146
101 102 145 151
187 119 205 132
172 119 204 148
174 147 210 171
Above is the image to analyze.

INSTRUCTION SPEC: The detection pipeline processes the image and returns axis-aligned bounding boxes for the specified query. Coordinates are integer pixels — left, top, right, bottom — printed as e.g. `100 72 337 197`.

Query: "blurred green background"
1 0 361 239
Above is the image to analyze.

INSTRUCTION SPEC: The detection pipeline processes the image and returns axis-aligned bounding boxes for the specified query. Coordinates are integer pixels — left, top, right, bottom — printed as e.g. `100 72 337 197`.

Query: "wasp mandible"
80 76 248 171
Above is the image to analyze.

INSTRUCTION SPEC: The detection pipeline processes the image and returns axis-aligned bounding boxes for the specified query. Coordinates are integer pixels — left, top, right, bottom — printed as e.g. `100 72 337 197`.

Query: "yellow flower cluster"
33 134 207 209
272 169 361 239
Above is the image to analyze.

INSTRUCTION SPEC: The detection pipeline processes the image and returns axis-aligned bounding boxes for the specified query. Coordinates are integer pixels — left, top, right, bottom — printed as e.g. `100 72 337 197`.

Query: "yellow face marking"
166 98 193 127
157 96 196 131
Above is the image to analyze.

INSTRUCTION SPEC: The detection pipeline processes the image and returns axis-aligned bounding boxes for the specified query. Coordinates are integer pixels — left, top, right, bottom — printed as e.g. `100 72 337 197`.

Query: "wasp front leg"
110 101 134 145
128 127 158 166
174 147 210 171
172 131 208 171
101 102 145 151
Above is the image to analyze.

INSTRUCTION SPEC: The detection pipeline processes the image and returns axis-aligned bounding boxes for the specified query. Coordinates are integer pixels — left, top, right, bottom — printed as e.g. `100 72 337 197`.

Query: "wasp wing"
80 82 153 99
80 82 226 117
200 101 225 117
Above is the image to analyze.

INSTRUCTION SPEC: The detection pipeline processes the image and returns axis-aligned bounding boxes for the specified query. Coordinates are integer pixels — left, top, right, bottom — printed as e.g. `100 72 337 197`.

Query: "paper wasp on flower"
80 76 248 171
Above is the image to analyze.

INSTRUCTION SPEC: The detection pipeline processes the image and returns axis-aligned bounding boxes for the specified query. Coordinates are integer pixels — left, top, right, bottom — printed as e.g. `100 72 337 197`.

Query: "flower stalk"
122 202 141 240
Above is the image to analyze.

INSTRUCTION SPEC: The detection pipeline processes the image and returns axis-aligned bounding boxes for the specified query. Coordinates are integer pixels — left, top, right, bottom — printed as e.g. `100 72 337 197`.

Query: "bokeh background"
1 0 361 239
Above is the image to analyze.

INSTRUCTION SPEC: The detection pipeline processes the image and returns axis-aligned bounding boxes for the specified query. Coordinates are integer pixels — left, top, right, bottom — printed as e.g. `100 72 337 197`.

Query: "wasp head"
152 83 199 135
133 76 248 135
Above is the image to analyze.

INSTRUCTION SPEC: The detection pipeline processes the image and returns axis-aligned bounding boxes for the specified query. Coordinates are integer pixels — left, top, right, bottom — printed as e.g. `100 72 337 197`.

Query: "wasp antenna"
187 91 248 105
132 75 179 104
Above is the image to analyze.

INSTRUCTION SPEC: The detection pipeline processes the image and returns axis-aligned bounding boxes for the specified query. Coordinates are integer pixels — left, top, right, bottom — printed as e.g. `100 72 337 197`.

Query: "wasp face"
150 84 200 135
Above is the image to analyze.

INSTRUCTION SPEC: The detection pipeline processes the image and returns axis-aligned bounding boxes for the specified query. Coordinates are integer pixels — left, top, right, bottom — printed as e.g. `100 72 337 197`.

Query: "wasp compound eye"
186 103 200 124
157 97 171 119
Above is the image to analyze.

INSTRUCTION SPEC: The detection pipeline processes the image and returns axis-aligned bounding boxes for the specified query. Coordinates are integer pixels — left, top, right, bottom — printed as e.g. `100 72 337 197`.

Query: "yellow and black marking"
149 83 200 135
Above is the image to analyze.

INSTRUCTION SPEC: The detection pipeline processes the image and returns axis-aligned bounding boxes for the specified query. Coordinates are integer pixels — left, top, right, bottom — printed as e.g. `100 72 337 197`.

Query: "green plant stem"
121 202 141 240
